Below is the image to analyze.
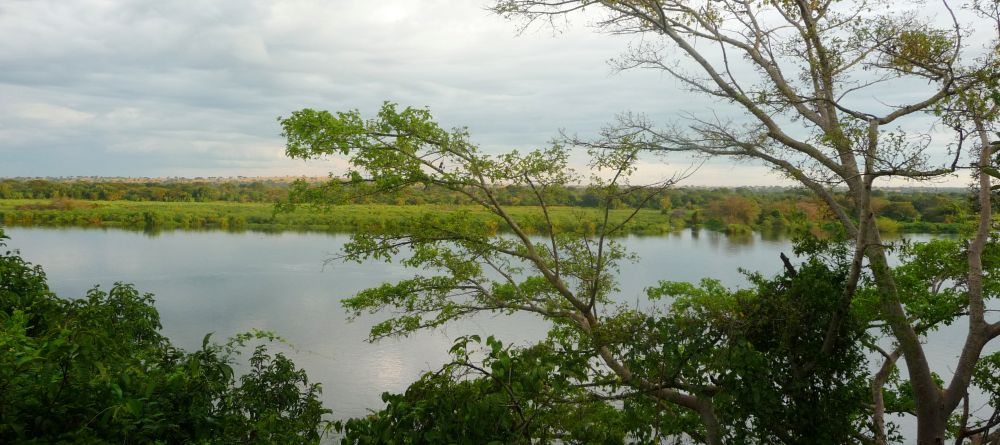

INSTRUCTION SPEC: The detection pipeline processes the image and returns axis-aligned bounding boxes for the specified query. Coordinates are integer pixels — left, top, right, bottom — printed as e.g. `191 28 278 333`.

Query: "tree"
658 193 672 214
336 335 635 444
705 195 760 226
882 201 921 222
276 1 1000 443
279 104 742 441
486 0 1000 443
279 103 971 443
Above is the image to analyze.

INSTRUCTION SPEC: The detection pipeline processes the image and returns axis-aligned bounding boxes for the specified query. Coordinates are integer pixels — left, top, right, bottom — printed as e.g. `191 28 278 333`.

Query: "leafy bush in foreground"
0 228 330 444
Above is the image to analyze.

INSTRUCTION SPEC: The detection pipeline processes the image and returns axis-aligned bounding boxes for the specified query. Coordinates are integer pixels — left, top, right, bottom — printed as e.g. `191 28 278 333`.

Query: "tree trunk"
863 222 947 444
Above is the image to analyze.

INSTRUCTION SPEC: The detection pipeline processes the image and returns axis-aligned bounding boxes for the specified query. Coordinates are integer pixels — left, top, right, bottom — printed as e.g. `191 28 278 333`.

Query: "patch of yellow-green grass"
0 199 674 236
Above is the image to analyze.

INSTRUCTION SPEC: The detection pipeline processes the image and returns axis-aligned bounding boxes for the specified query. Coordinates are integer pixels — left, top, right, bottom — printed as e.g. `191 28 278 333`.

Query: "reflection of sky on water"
2 227 987 437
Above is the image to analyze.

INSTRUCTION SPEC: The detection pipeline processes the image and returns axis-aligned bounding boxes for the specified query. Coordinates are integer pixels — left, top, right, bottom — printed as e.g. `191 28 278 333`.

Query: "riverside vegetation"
4 0 1000 442
274 102 1000 444
0 178 971 236
276 0 1000 440
0 228 331 443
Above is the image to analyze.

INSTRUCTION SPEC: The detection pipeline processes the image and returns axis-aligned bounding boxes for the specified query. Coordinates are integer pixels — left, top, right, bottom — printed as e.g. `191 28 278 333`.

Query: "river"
2 227 985 440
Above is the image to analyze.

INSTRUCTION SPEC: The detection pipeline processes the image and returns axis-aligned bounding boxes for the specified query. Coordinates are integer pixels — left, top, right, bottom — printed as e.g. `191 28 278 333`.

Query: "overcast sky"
0 0 986 186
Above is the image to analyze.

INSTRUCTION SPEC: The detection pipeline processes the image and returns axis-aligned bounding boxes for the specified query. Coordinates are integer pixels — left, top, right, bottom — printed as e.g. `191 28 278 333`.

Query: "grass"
0 198 966 236
0 199 679 235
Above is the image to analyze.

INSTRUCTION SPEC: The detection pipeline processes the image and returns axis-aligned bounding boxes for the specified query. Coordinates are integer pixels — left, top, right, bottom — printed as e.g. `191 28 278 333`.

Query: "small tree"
705 195 760 226
280 104 902 443
882 201 920 222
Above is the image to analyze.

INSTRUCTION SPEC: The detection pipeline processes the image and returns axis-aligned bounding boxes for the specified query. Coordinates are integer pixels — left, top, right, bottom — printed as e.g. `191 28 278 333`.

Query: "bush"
725 223 752 235
0 229 331 444
876 216 901 234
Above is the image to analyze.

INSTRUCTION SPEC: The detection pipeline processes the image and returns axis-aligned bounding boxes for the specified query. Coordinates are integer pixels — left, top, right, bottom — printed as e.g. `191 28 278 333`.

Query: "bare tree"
491 0 1000 443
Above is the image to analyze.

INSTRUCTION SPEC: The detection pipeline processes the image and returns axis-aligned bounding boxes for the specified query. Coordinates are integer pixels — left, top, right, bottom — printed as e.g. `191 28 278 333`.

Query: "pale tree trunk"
864 222 948 445
951 118 998 445
873 120 994 445
873 348 901 445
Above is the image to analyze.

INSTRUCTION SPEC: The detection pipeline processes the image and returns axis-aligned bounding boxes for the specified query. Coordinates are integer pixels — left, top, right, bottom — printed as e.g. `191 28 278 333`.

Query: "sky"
0 0 990 186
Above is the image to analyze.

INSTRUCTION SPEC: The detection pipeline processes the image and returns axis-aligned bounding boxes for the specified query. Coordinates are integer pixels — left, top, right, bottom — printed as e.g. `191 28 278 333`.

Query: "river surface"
2 227 987 439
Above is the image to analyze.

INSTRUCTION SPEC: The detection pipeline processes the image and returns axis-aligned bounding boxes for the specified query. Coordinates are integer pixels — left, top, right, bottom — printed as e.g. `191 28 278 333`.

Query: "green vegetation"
0 182 972 235
1 0 995 442
337 253 877 444
0 178 290 203
276 100 1000 444
337 335 636 443
0 199 682 235
0 228 331 444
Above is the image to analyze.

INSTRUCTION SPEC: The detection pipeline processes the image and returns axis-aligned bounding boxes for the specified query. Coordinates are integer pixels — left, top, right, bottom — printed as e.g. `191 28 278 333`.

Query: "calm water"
2 227 983 437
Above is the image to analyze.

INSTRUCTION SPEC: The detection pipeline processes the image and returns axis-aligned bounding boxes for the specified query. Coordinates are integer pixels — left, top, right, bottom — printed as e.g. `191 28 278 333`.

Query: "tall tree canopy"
280 0 1000 443
488 1 999 443
280 103 996 444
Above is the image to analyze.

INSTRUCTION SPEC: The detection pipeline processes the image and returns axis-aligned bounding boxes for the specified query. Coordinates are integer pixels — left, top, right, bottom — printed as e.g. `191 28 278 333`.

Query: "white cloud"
12 103 95 126
0 0 989 187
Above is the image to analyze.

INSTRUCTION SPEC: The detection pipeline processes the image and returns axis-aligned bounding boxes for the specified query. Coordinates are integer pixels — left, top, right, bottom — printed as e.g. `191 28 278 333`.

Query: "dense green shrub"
0 228 331 444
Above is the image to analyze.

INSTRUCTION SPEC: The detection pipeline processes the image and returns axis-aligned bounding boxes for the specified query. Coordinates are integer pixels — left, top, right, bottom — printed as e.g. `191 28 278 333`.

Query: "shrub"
0 229 331 444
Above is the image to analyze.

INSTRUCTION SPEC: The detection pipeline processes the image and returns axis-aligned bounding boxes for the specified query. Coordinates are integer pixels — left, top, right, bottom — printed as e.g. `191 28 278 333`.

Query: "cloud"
11 103 95 126
0 0 987 187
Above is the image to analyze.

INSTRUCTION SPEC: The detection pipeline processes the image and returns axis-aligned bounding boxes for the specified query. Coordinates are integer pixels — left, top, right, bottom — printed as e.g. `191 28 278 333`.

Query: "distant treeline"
0 178 973 235
0 178 289 203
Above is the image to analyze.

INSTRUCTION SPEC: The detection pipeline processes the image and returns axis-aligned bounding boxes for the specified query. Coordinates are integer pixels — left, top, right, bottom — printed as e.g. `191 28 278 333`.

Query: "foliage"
277 102 995 444
0 199 685 236
0 186 972 236
484 0 1000 441
269 94 1000 444
641 252 871 444
337 336 633 444
704 195 760 226
0 178 291 203
0 228 331 444
217 345 329 444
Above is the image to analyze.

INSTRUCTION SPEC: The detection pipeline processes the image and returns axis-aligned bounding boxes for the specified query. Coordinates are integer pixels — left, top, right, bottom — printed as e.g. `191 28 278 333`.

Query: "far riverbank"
0 198 967 236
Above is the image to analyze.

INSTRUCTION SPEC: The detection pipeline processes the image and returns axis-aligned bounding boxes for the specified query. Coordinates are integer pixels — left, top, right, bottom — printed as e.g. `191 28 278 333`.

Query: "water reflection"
0 227 965 433
758 227 785 242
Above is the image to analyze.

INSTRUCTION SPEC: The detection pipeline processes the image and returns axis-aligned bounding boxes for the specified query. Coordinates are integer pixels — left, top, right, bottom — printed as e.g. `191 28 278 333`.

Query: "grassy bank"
0 199 682 235
0 199 965 236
